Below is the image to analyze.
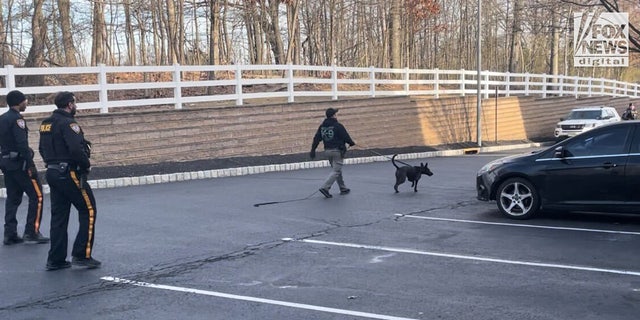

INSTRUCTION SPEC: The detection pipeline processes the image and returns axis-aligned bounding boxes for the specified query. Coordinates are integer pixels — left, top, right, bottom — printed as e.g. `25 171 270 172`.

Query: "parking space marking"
397 214 640 236
101 276 420 320
291 239 640 277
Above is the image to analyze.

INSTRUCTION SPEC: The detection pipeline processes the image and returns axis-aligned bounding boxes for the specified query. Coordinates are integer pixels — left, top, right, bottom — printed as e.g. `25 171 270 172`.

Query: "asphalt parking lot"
1 147 639 320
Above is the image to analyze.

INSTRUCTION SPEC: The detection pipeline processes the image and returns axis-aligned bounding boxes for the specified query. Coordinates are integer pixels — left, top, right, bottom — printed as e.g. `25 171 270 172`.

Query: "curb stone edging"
0 143 549 198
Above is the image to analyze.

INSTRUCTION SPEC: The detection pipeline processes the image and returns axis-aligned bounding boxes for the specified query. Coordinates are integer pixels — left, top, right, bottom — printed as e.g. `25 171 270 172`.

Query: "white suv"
554 106 621 140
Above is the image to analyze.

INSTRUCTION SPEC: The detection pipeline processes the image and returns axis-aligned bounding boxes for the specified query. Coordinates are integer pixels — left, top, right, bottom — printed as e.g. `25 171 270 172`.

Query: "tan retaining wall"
21 95 639 169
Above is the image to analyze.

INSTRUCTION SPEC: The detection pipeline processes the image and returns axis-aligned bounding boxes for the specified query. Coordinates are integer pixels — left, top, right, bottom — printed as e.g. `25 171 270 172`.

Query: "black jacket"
311 118 355 151
39 109 91 171
0 108 34 168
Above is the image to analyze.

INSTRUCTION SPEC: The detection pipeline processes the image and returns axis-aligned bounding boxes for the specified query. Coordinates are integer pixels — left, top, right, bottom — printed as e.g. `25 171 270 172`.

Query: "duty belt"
1 152 19 159
46 162 69 171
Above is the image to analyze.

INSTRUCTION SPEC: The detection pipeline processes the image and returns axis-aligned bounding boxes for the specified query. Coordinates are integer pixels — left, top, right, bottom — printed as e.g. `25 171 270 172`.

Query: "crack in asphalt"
0 240 287 312
393 200 478 221
2 200 469 312
0 215 394 312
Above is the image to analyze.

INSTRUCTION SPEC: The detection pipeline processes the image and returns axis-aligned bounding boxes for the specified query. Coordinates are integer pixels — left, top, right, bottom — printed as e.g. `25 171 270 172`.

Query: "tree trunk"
285 0 300 65
258 0 285 64
207 0 221 94
57 0 78 66
508 0 523 73
21 0 46 86
165 0 178 64
0 1 17 69
92 0 106 65
390 0 402 69
124 1 136 65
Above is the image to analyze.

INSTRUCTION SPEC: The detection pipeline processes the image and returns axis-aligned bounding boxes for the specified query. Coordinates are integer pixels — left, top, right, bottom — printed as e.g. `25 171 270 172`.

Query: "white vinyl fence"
1 64 638 114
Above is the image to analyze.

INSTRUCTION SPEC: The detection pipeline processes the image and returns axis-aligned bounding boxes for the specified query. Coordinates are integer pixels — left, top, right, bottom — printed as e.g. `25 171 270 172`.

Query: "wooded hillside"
1 0 638 84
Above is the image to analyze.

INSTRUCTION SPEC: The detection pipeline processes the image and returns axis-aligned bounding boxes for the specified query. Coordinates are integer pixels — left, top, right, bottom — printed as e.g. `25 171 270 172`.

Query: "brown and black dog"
392 154 434 193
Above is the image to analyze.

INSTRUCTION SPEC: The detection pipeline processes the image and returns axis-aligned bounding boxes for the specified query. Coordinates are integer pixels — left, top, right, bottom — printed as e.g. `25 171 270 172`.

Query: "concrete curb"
0 142 550 198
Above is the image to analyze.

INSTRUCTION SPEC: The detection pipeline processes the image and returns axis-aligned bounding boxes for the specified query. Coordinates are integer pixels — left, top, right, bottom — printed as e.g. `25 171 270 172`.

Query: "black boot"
3 234 24 245
72 257 102 269
23 232 50 244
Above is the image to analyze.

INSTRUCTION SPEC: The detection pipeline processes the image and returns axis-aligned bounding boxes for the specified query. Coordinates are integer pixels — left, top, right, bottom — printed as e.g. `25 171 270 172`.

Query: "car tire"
496 177 540 219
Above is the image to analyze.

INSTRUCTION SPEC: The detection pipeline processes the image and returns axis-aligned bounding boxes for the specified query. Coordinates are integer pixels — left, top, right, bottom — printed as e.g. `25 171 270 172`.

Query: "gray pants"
321 149 348 191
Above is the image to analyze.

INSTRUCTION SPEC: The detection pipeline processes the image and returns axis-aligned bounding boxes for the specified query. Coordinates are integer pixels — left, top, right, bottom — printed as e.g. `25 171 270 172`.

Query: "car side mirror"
554 146 565 158
559 118 564 121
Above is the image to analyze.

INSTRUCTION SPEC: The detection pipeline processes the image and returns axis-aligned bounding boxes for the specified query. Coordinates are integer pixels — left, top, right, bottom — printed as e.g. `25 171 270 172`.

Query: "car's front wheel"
496 177 540 219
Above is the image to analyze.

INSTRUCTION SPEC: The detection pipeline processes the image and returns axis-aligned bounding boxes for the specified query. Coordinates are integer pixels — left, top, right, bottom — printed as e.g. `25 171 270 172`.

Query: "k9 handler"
39 91 100 271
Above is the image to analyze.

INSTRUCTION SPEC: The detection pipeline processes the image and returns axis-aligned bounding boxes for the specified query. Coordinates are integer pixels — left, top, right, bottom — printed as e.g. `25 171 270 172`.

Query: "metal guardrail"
1 64 638 114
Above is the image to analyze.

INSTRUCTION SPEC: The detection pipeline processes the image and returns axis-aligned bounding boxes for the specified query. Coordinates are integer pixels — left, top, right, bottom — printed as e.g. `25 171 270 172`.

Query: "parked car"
554 106 621 140
477 121 640 219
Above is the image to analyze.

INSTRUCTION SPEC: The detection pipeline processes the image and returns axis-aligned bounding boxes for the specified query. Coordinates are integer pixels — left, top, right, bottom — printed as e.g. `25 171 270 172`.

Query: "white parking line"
397 214 640 236
290 239 640 277
100 276 420 320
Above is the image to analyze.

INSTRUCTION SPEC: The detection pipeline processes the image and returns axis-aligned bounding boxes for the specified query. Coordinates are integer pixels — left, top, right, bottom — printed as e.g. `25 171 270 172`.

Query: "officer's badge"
70 123 81 134
16 119 25 129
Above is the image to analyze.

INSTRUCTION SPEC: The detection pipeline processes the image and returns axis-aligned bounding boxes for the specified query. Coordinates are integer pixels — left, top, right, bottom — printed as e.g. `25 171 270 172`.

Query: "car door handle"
602 162 617 169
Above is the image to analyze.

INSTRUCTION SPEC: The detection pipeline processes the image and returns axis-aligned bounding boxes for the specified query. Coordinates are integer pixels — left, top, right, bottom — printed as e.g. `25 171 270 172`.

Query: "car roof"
570 106 612 111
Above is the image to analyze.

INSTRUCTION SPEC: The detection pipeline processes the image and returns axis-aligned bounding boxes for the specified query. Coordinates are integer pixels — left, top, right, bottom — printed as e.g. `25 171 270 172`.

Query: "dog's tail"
391 154 400 169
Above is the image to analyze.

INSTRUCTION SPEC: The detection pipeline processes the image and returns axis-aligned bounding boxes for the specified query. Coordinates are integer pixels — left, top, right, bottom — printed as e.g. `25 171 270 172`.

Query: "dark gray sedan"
477 121 640 219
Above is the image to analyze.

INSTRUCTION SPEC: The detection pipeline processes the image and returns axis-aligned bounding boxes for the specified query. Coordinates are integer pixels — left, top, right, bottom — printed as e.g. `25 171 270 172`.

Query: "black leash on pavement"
254 145 410 207
351 144 412 167
253 190 319 207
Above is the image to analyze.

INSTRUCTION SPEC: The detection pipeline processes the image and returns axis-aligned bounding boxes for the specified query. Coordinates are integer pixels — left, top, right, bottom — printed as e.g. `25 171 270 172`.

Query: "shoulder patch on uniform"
16 119 25 129
70 123 81 134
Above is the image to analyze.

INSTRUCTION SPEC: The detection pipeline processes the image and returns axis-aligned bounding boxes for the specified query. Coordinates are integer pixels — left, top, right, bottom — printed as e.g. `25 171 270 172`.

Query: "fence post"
505 72 510 97
558 76 564 97
460 69 465 97
483 71 489 99
173 63 183 110
588 78 593 97
524 73 530 96
98 64 109 113
369 66 375 97
542 74 547 98
600 78 605 96
235 63 243 106
5 65 15 89
332 64 338 100
574 76 579 98
434 68 440 98
404 67 409 94
287 64 294 103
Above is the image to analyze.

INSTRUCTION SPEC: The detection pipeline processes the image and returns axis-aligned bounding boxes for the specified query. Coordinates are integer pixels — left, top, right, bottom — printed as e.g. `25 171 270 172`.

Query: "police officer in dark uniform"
310 108 356 198
39 91 100 270
0 90 49 245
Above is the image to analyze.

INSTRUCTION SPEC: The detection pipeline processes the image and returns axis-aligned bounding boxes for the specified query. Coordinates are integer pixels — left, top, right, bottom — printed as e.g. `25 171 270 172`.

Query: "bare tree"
21 0 46 85
508 0 524 72
92 0 106 65
390 0 402 68
123 1 136 65
0 0 635 83
165 0 179 64
0 0 18 68
284 0 301 64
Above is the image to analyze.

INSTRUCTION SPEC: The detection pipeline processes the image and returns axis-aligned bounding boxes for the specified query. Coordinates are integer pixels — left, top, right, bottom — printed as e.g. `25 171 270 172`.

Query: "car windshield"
566 110 602 120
